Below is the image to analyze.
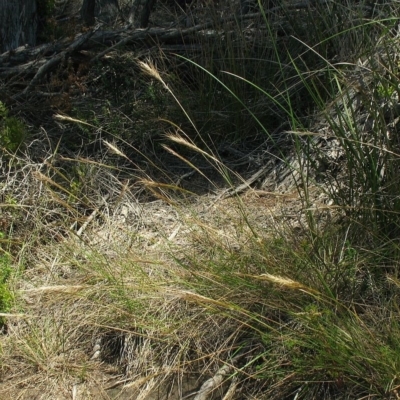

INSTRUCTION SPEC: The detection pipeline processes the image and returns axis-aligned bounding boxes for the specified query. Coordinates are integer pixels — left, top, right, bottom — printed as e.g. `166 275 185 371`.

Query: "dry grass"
1 0 400 399
0 139 313 398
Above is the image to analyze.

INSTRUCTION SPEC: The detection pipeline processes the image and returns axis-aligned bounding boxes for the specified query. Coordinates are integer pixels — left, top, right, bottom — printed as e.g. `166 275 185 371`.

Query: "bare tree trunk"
81 0 122 26
127 0 157 28
0 0 37 53
140 0 157 28
81 0 96 26
97 0 121 23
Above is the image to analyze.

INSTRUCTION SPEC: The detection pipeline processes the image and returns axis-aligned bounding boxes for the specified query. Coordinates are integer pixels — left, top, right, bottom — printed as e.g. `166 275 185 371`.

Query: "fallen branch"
22 25 101 95
75 193 110 237
215 160 275 201
193 363 234 400
0 0 359 95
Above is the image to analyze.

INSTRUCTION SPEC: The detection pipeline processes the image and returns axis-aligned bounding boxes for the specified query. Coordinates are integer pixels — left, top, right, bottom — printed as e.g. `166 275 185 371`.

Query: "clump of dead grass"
2 1 400 400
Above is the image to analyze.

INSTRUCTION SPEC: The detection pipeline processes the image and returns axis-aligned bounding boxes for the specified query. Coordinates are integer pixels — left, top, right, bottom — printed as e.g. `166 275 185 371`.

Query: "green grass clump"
0 255 13 326
0 102 26 154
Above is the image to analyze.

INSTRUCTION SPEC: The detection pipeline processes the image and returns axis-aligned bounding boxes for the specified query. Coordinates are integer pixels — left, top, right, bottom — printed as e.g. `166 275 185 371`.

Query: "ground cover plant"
1 0 400 399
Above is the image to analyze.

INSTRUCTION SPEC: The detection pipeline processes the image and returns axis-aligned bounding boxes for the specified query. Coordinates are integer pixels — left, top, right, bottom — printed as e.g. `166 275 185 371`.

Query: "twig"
75 193 110 237
215 160 275 202
193 363 233 400
222 377 238 400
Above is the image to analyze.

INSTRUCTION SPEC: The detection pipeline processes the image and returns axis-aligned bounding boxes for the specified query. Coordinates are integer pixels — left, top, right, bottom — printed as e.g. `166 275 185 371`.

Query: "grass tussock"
2 0 400 399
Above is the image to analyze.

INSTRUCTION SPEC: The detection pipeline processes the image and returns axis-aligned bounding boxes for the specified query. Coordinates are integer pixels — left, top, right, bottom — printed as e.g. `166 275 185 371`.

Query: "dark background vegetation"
1 0 340 180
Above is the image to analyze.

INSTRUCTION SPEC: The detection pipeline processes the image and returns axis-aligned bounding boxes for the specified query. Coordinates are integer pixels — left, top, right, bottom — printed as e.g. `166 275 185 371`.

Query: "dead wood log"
0 1 336 95
21 26 100 95
0 21 208 82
